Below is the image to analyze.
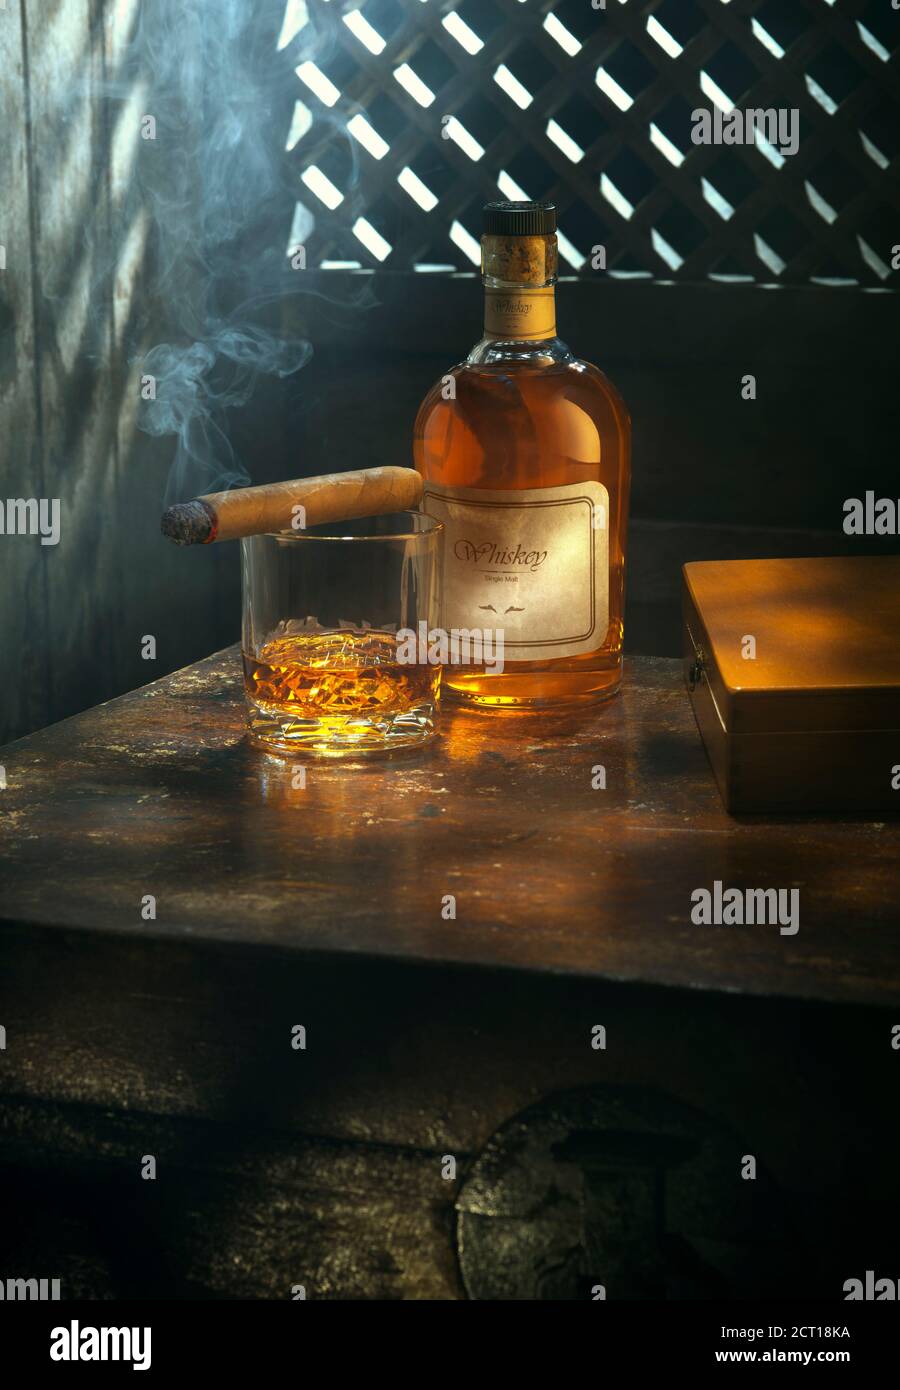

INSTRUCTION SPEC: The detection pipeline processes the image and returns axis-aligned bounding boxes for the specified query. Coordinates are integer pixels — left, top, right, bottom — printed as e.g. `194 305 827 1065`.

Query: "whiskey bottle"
414 201 631 707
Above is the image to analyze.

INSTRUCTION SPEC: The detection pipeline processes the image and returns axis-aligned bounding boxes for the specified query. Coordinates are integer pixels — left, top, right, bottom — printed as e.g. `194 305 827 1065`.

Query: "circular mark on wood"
456 1085 789 1300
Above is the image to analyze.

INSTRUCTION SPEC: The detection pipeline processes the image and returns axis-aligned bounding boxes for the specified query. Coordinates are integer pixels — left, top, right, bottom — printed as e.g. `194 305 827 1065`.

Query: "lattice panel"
277 0 900 284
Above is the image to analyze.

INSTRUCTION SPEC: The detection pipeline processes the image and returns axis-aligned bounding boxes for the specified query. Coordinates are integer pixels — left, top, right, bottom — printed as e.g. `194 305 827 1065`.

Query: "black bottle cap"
482 201 557 236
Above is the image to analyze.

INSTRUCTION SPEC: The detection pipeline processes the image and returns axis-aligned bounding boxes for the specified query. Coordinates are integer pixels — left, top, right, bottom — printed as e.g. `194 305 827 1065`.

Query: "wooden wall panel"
100 0 236 711
0 2 48 738
24 0 124 724
0 0 240 745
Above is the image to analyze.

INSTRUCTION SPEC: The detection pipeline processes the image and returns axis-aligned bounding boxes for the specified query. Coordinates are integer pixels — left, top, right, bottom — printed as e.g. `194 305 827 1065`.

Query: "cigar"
161 467 424 545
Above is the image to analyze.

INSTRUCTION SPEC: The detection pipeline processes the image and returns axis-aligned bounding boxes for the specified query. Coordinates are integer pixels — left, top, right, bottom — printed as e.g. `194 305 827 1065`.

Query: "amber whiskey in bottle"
414 201 631 707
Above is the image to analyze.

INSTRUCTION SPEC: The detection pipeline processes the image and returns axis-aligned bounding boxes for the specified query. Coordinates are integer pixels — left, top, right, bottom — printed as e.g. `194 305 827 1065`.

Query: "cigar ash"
160 499 218 545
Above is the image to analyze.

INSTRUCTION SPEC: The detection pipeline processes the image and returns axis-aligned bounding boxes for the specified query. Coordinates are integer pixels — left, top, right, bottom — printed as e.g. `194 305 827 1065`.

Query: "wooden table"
1 649 898 1299
2 646 897 1002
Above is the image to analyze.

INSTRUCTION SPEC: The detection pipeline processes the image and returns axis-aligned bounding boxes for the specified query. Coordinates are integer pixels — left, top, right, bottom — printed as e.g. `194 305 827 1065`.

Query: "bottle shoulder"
567 357 631 427
416 343 629 422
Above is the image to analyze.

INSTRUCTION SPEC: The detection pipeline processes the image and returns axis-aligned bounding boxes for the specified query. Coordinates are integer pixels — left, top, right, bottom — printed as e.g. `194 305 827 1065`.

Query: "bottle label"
483 288 556 339
422 480 609 661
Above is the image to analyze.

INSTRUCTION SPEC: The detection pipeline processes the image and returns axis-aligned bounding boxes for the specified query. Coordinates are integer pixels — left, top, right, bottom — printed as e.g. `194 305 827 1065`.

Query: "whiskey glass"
241 512 442 756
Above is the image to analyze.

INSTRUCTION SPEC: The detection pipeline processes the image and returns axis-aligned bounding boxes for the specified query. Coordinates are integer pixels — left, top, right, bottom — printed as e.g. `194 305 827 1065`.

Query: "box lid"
682 556 900 735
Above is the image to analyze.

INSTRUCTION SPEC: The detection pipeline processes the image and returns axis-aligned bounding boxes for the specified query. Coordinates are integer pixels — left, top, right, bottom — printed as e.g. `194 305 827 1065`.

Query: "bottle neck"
483 284 556 342
481 231 558 342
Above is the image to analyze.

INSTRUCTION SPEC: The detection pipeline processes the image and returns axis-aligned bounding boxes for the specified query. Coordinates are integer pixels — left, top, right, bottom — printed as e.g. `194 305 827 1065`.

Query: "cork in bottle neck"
481 233 558 289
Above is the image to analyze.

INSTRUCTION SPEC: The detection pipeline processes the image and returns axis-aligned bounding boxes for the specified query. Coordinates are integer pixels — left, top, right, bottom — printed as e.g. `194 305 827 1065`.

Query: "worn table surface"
0 647 897 1007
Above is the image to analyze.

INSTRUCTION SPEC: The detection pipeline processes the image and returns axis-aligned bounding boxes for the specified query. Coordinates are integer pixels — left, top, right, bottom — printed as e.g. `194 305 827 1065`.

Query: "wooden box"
682 556 900 814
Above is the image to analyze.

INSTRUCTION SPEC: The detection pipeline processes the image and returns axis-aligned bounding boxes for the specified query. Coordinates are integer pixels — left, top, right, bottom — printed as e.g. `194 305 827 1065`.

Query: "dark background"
1 0 898 746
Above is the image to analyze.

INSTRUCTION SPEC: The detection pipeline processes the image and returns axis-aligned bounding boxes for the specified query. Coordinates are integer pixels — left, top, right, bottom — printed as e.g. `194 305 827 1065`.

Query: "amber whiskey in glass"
414 201 631 708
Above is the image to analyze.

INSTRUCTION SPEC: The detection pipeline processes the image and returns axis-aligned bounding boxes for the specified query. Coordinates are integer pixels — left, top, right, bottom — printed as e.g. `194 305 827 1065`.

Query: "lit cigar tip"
161 500 215 545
